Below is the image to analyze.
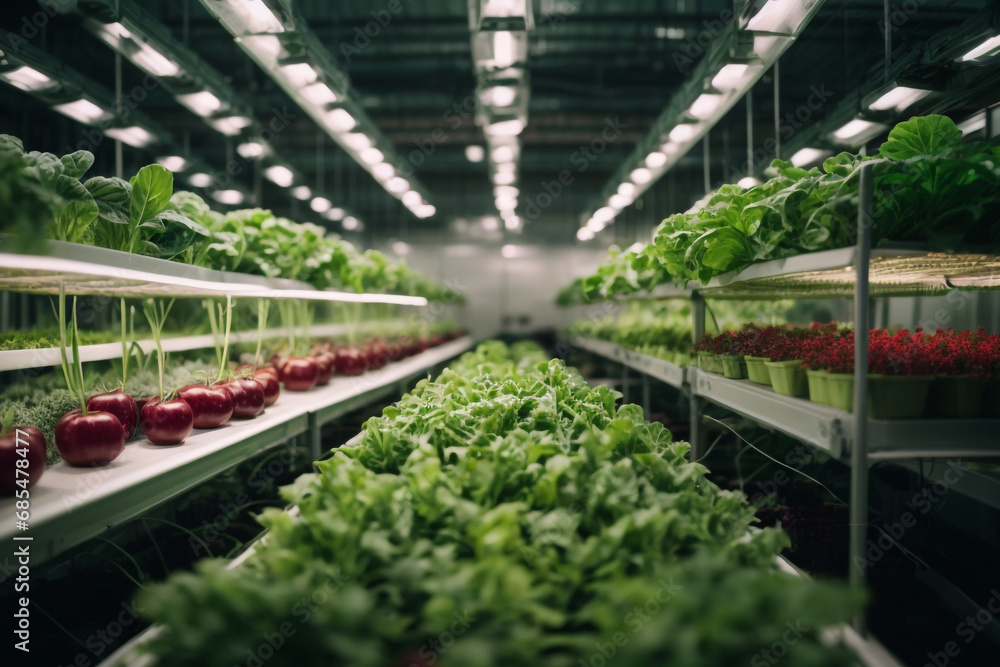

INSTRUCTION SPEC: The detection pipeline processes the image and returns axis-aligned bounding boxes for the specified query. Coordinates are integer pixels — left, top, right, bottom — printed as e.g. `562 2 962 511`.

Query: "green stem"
120 298 128 391
217 296 233 382
255 299 269 366
206 299 222 373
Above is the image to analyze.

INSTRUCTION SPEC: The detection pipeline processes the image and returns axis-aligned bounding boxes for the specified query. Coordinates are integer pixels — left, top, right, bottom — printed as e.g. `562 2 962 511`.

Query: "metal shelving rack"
568 164 1000 645
0 240 471 566
0 237 428 305
0 336 473 566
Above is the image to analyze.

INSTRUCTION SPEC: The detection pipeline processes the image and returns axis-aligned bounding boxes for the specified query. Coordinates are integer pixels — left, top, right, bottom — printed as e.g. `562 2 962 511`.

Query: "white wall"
396 243 608 340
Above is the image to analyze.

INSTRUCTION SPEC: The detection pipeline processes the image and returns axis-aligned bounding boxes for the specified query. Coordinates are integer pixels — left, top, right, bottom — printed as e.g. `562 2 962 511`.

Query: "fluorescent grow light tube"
211 115 252 136
278 62 318 87
325 108 356 132
228 0 285 34
867 85 931 112
688 93 723 119
176 91 223 117
960 35 1000 62
465 145 485 162
747 0 810 35
301 82 337 105
310 197 332 213
264 164 294 187
157 155 187 172
105 126 157 147
212 189 244 205
712 64 751 91
789 147 831 167
373 163 395 180
831 119 887 144
188 173 213 187
0 66 56 92
493 31 516 68
52 99 108 124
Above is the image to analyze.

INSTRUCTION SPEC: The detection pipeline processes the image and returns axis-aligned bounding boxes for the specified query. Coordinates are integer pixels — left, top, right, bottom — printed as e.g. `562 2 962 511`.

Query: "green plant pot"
744 356 772 385
926 375 989 419
765 359 807 397
984 379 1000 418
826 373 854 412
868 375 934 419
806 369 830 406
697 351 723 374
720 355 747 379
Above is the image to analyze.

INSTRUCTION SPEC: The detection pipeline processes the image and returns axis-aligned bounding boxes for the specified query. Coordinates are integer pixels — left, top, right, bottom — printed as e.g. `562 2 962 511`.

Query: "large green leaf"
879 114 962 160
59 150 95 179
129 164 173 226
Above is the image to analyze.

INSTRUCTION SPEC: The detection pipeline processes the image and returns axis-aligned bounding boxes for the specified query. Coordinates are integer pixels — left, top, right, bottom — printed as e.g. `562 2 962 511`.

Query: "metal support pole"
308 413 322 461
850 164 873 633
621 363 630 405
690 292 706 461
641 374 651 419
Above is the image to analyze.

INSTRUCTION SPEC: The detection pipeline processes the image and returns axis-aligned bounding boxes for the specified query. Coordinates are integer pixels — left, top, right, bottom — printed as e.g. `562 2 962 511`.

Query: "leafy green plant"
138 342 862 666
580 115 1000 299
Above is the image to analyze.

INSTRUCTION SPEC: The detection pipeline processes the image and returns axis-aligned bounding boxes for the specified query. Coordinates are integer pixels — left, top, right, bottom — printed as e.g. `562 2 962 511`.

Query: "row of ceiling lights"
472 0 533 233
578 1 1000 242
198 0 435 220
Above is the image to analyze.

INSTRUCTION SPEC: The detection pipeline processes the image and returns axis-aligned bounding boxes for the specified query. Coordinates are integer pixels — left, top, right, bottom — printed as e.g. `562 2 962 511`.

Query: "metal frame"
0 337 473 566
0 238 429 305
570 165 999 643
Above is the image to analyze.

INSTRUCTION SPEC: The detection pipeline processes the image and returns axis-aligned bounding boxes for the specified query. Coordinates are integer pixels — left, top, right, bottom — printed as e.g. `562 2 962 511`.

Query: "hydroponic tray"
0 337 473 564
646 247 1000 299
0 322 349 371
0 238 428 305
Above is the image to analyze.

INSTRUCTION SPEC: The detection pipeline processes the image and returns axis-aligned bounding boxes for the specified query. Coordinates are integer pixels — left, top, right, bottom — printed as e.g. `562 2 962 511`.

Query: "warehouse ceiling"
1 0 997 248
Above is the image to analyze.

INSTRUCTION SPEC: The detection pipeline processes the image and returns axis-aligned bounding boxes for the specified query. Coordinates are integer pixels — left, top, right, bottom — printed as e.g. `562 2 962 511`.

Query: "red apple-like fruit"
279 356 320 391
140 398 194 446
87 389 139 439
334 346 366 376
253 370 281 407
222 378 266 418
0 426 46 495
55 410 126 467
177 384 234 429
314 352 336 386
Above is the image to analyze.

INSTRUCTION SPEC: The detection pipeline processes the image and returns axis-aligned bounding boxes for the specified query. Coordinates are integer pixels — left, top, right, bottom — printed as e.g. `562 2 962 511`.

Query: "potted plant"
692 334 723 374
924 329 992 419
717 330 749 380
827 330 934 418
741 324 775 385
764 331 808 397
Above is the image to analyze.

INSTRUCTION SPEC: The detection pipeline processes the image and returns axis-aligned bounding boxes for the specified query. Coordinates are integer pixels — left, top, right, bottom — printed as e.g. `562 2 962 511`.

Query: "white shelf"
0 337 473 564
691 369 1000 460
691 368 847 458
0 323 351 371
0 238 428 305
619 348 686 389
642 247 1000 299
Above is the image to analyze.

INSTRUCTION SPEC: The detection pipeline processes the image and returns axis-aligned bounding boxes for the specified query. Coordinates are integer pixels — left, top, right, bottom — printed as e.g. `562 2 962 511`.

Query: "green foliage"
138 342 862 667
580 115 1000 299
